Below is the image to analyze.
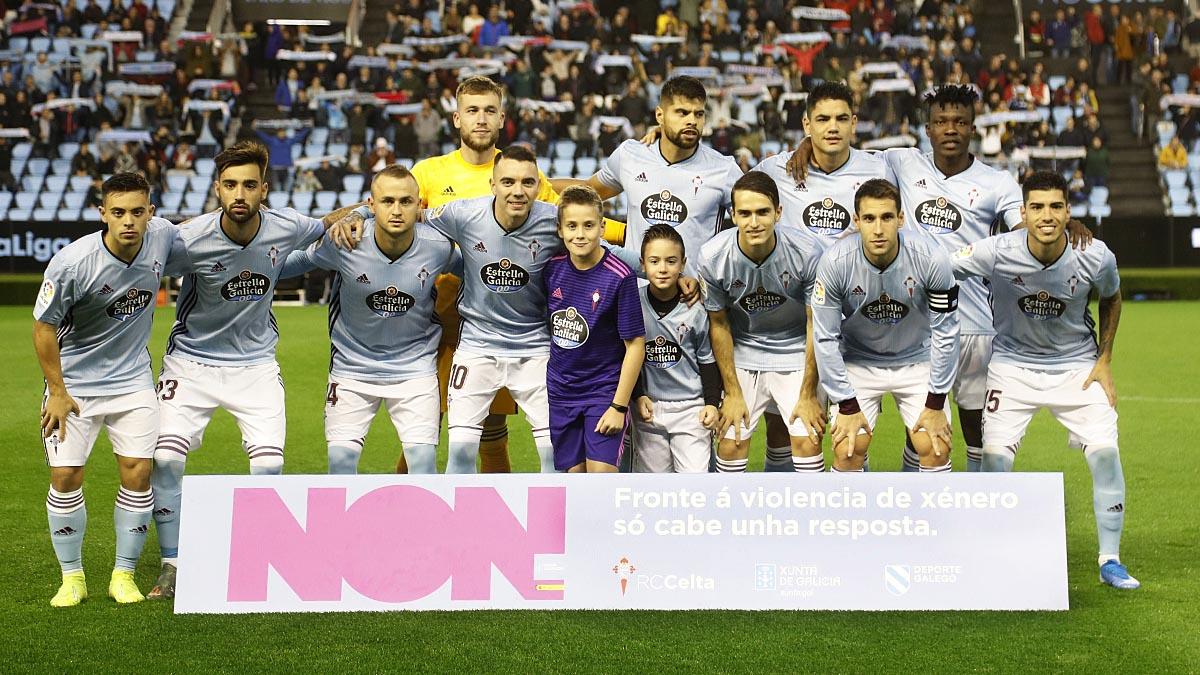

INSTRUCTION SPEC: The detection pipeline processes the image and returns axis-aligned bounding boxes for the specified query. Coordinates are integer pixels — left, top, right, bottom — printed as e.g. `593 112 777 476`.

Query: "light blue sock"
328 443 362 474
901 439 920 472
533 432 555 473
151 456 186 562
114 487 153 571
446 441 479 474
1085 446 1125 562
966 447 983 472
763 445 794 472
247 446 284 475
403 443 437 474
47 487 86 574
981 446 1016 472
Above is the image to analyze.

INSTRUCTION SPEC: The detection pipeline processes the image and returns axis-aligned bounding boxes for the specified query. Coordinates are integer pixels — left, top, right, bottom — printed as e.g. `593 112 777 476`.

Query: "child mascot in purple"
544 186 646 472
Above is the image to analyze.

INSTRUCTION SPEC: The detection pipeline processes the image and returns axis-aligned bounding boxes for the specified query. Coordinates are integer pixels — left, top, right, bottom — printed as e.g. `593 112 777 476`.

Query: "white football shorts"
43 388 159 467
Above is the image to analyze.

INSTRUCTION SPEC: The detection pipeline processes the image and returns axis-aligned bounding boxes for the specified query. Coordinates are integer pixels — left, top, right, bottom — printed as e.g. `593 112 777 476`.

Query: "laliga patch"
812 279 826 305
861 293 910 325
106 288 154 322
953 244 975 259
644 335 683 369
365 286 415 317
641 190 689 226
36 279 55 308
915 197 963 233
803 197 852 235
221 269 272 302
738 286 786 315
1018 291 1067 320
550 306 590 349
428 205 445 220
480 258 530 293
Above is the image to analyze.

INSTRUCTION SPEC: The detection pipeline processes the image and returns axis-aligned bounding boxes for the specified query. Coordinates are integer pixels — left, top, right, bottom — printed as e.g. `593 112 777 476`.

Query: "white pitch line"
1122 396 1200 404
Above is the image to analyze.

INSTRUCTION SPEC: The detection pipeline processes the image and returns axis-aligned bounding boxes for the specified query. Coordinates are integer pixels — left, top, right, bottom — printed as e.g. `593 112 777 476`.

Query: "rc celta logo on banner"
615 558 716 595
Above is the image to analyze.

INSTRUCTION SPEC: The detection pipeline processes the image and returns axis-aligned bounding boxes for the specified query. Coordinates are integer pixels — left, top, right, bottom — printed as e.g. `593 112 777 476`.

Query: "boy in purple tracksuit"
544 186 645 472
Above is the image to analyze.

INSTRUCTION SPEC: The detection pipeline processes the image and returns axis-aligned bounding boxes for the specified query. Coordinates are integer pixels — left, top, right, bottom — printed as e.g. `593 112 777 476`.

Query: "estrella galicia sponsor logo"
803 197 852 235
641 190 689 226
550 306 589 349
480 258 530 293
106 288 154 321
365 286 415 317
1018 291 1066 320
915 197 963 232
644 334 683 369
738 286 786 315
221 269 271 302
861 293 910 324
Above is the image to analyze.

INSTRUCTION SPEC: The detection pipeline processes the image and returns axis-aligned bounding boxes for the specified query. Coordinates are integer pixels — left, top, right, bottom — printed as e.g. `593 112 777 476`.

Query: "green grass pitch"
1 302 1197 672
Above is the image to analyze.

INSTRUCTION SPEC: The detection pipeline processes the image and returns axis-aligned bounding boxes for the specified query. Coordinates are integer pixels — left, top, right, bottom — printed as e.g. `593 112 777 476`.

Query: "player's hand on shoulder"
1084 360 1117 408
785 137 814 185
329 211 366 250
698 404 720 430
1066 219 1094 250
640 126 661 146
41 390 80 441
679 276 702 306
913 407 953 458
637 396 655 422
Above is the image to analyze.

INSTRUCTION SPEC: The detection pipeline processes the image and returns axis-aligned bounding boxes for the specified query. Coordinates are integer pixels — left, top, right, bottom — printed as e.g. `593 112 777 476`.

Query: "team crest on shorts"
1018 291 1067 320
221 269 271 302
550 306 590 349
106 288 154 321
480 258 530 293
645 334 683 369
366 285 415 317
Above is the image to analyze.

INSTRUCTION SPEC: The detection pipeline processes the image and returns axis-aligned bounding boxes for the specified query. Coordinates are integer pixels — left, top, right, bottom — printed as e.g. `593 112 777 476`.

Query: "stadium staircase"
1096 85 1165 219
356 0 390 51
976 0 1019 63
185 0 214 32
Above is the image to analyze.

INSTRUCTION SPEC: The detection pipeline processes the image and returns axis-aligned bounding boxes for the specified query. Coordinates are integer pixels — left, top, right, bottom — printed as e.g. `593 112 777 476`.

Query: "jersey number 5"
985 389 1002 412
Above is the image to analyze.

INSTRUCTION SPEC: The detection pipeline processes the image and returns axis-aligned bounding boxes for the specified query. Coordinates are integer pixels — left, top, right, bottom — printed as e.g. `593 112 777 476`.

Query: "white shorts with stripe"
722 367 821 441
445 352 550 436
155 354 286 463
829 363 950 432
632 398 712 473
982 362 1119 450
43 388 159 467
325 374 440 447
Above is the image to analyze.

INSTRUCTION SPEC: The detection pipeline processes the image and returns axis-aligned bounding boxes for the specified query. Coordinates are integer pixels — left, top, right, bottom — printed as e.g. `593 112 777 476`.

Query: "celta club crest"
591 289 601 311
967 187 980 207
1068 274 1079 295
676 323 692 341
904 276 917 298
267 245 279 267
528 239 542 260
779 270 793 290
613 557 637 595
417 266 430 288
693 175 703 195
152 259 161 276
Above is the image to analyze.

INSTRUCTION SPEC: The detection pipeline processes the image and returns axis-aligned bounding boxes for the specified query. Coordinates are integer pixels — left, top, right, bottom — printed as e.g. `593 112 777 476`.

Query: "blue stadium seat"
38 192 62 209
15 191 38 209
1051 107 1073 130
1089 204 1111 219
33 208 56 221
188 174 210 192
310 127 329 146
1174 73 1189 93
69 175 91 191
268 191 290 208
761 140 783 157
48 157 72 173
1070 203 1088 219
315 191 337 212
57 208 81 221
394 157 413 168
30 37 50 53
184 191 206 210
338 191 359 207
166 174 189 193
9 37 28 52
554 139 576 159
82 208 102 222
134 51 156 62
1169 186 1191 206
162 191 183 212
1157 121 1177 148
195 158 215 177
62 192 85 209
26 157 49 176
342 174 364 194
551 157 573 177
80 24 98 39
536 156 550 174
1047 75 1066 92
11 159 26 177
8 208 31 220
1169 203 1194 217
326 143 348 158
13 142 32 159
290 191 314 212
304 142 324 157
1089 186 1110 206
46 175 68 192
53 40 72 55
58 142 79 159
21 176 42 192
1164 170 1188 190
576 157 597 176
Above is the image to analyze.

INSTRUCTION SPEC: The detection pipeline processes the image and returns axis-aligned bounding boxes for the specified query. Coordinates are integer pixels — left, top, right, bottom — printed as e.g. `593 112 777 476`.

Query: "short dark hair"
924 84 979 119
101 171 151 200
557 184 603 224
732 171 780 210
660 75 707 106
640 223 686 258
371 163 416 190
854 178 902 212
1021 170 1069 202
456 75 505 104
494 144 538 168
215 140 270 180
806 81 855 118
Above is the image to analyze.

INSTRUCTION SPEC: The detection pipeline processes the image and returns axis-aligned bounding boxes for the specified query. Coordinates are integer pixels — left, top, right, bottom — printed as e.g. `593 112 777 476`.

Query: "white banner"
791 7 850 21
175 474 1068 613
862 134 918 150
276 50 337 62
775 32 832 44
1027 145 1087 159
868 78 916 96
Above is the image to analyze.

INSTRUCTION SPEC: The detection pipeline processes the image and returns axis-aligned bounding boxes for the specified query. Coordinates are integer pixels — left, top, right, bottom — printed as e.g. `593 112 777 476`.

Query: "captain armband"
927 285 959 313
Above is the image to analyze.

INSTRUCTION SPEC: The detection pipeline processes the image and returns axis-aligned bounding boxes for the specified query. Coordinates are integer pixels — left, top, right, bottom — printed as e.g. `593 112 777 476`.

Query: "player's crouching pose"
811 179 960 472
34 173 183 606
952 171 1137 589
632 224 721 473
700 171 828 473
281 165 460 473
545 186 645 472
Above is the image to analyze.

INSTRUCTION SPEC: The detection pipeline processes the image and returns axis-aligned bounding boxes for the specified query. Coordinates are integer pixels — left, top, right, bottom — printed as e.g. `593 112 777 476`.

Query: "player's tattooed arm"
791 306 827 439
323 202 368 249
33 320 80 442
707 309 750 440
1085 290 1122 407
785 136 815 185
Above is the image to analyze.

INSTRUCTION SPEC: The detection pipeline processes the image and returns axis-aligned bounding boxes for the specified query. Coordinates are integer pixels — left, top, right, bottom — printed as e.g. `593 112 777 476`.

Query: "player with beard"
146 141 362 599
788 84 1091 473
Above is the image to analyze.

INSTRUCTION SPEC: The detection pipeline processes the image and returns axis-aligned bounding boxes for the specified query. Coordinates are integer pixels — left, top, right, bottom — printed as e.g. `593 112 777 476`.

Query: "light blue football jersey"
951 230 1120 370
699 225 826 371
164 207 326 366
881 148 1024 335
811 231 960 403
34 218 182 397
754 148 894 238
597 139 742 268
283 221 460 383
638 281 715 402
